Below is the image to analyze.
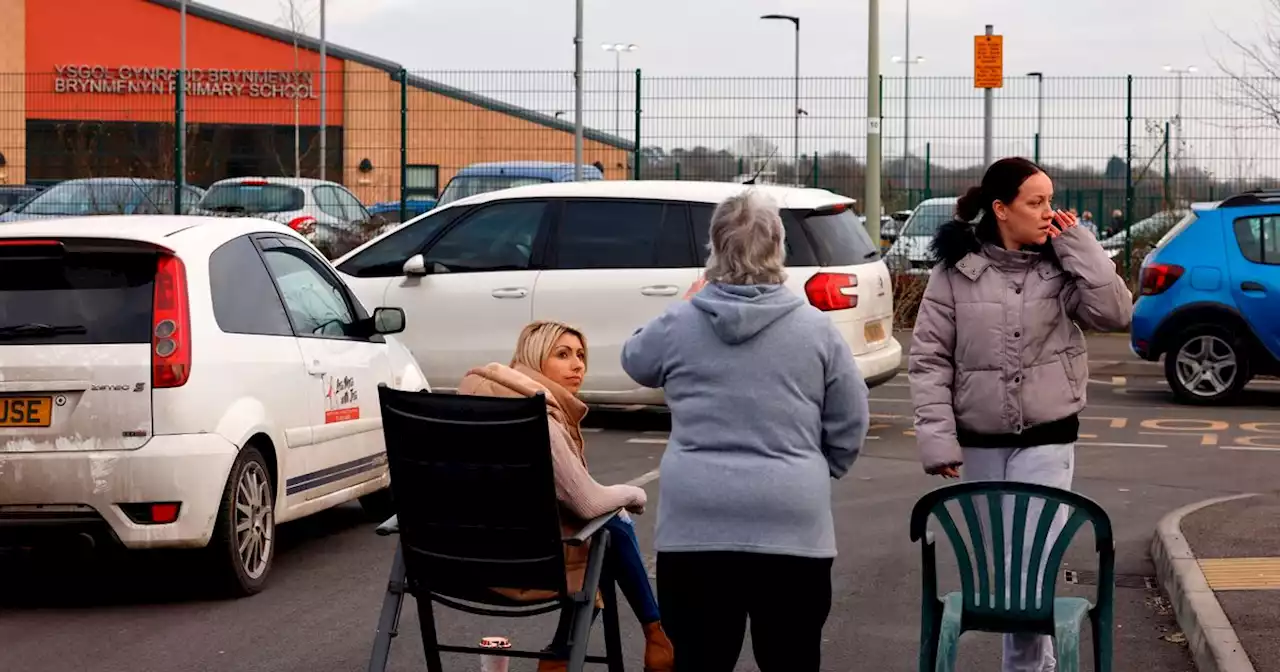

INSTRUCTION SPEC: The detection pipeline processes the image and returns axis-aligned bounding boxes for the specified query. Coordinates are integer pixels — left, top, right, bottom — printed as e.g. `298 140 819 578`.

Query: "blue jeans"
604 514 661 623
550 514 660 650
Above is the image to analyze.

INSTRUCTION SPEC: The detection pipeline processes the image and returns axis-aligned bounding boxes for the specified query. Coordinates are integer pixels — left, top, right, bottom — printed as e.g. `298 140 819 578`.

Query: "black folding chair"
367 385 625 672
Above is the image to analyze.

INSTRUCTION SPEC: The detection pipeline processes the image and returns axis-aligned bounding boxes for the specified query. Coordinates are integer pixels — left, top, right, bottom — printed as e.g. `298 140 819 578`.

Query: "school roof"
144 0 635 152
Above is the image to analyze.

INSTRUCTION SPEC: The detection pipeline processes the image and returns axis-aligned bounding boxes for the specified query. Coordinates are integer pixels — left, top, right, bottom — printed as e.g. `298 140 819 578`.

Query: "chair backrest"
378 385 568 602
909 481 1114 632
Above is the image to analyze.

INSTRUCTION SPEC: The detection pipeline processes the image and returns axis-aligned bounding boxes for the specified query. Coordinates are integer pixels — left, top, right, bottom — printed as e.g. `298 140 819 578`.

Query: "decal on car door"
324 374 360 423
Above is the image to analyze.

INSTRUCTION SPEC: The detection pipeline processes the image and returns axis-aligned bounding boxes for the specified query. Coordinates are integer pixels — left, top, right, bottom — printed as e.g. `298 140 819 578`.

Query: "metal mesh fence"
1 69 1278 271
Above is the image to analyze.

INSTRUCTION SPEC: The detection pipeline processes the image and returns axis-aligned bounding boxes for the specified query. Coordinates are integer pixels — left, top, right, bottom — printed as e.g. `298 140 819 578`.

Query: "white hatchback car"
0 216 427 595
335 180 902 405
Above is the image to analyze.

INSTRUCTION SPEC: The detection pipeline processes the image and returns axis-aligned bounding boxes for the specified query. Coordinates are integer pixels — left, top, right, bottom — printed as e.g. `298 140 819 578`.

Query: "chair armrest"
564 509 621 547
375 515 399 536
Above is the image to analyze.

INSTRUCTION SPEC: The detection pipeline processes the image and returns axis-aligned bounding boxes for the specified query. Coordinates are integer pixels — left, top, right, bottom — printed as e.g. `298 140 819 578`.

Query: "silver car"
194 177 379 258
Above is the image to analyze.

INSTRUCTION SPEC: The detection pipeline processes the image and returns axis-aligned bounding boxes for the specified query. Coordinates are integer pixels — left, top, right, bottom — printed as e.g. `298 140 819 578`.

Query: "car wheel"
1165 325 1251 405
208 445 275 596
358 488 396 522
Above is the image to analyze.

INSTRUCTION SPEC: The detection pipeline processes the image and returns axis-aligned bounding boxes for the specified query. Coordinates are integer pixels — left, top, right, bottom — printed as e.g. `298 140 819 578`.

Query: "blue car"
435 161 604 208
1131 192 1280 404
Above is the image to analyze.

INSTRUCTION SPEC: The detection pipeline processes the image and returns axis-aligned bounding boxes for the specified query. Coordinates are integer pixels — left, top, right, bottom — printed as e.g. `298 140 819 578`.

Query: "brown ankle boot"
536 660 568 672
643 621 674 672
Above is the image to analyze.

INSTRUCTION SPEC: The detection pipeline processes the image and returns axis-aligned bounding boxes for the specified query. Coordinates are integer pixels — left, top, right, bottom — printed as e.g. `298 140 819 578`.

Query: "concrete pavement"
3 376 1278 670
1153 493 1280 672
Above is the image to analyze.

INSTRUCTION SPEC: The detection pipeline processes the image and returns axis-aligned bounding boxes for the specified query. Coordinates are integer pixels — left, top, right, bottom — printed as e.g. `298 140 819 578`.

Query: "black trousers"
657 551 834 672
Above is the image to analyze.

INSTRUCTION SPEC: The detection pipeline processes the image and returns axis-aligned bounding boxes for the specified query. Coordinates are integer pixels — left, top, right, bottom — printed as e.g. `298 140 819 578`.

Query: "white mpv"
0 216 427 595
335 180 902 405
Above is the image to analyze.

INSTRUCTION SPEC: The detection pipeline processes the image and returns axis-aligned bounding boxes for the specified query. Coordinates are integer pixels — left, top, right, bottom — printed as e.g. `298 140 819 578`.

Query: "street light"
1163 64 1197 200
601 43 638 137
761 13 800 180
892 55 924 192
1027 71 1044 163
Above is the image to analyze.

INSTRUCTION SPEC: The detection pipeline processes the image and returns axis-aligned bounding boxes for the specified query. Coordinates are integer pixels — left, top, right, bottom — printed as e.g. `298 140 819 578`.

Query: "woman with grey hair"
621 189 870 672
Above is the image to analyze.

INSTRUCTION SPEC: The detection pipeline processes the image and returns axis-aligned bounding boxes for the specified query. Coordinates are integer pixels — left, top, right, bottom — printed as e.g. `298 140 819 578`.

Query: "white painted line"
1113 376 1127 386
1077 441 1169 448
581 427 603 433
627 438 669 445
626 468 661 487
867 435 881 440
883 382 910 388
642 430 668 436
1221 445 1280 453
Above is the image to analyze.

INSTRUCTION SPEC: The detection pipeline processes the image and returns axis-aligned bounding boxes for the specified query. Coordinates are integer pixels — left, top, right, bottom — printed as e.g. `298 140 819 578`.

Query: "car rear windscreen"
0 243 156 345
799 208 882 266
437 176 552 206
200 184 305 214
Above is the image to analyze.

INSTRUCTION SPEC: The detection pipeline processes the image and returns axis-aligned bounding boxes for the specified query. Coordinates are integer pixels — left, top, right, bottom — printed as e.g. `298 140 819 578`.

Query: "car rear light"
812 202 854 215
0 239 60 246
1139 263 1184 296
119 502 181 525
288 215 317 234
805 272 858 311
240 180 269 186
153 253 191 388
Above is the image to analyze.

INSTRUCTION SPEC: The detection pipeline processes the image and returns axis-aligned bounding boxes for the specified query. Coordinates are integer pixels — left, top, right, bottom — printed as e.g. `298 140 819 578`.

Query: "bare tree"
1216 0 1280 130
278 0 317 178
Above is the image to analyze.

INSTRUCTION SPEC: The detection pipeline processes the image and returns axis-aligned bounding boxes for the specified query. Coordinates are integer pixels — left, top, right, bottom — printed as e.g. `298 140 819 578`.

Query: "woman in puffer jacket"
908 157 1132 672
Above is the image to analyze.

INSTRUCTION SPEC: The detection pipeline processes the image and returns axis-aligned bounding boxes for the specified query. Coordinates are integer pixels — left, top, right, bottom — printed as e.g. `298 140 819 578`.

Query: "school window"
406 165 440 199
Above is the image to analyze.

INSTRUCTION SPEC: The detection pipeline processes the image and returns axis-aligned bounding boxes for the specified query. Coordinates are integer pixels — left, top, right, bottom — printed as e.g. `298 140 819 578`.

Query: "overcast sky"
204 0 1267 78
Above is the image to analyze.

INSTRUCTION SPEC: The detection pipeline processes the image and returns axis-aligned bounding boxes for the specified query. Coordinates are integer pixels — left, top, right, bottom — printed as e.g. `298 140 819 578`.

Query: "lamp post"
573 0 584 180
601 43 638 137
176 0 187 214
1163 64 1196 201
892 55 923 193
761 14 800 180
1027 71 1044 163
865 0 881 242
318 0 327 181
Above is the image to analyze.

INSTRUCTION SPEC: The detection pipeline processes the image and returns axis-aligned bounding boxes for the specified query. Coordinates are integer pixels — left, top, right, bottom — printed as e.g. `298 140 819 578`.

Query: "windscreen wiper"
0 323 88 340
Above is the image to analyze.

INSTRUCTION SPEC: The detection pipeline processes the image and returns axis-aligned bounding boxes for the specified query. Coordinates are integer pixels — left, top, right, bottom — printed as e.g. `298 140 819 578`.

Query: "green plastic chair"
909 481 1114 672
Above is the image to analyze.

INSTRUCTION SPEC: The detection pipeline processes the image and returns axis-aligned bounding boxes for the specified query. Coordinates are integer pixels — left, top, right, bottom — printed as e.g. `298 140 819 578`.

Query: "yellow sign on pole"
974 34 1004 89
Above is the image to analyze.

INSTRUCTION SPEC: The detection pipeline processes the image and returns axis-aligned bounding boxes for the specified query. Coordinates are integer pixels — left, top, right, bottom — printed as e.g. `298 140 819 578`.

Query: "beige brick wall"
0 0 25 185
342 61 630 206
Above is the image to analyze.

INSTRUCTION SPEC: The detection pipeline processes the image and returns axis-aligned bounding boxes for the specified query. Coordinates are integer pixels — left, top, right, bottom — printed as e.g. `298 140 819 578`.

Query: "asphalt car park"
8 369 1277 671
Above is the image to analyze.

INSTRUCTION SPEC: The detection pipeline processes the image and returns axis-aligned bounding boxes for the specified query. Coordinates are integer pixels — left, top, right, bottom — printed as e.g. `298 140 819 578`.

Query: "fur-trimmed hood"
928 219 1059 269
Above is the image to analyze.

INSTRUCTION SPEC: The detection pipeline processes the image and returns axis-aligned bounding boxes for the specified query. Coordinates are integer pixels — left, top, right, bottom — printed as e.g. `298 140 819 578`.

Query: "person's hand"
1047 209 1078 238
925 464 962 479
683 276 707 300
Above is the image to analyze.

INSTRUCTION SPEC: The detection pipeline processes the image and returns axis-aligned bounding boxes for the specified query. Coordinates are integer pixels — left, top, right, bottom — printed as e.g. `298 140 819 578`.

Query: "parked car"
1131 193 1280 404
885 197 957 274
193 177 383 259
0 178 204 222
0 216 428 594
334 180 903 405
0 185 45 214
1100 208 1201 259
435 161 605 208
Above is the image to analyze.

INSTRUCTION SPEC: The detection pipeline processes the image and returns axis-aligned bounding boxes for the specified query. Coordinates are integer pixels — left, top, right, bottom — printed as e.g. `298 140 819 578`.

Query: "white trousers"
962 443 1076 672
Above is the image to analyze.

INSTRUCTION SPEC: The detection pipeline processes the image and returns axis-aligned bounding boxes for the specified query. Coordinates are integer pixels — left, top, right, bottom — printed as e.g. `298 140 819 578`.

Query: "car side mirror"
403 254 427 276
372 307 406 335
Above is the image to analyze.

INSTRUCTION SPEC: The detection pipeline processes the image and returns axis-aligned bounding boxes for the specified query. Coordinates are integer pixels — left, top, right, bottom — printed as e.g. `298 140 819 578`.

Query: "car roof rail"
1219 189 1280 208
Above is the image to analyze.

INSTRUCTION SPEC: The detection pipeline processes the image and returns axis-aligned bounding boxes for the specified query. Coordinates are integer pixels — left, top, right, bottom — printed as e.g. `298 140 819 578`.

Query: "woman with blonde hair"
458 320 673 672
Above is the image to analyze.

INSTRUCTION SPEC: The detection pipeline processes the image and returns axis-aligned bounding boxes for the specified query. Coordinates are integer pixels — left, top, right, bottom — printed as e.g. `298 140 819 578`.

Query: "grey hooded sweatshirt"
620 283 869 558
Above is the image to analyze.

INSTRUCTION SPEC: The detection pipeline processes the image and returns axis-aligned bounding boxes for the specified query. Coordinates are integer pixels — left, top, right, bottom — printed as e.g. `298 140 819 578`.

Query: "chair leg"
368 542 407 672
569 529 612 672
412 576 444 672
1091 609 1110 672
1053 620 1081 672
918 597 942 672
934 599 963 672
600 566 625 672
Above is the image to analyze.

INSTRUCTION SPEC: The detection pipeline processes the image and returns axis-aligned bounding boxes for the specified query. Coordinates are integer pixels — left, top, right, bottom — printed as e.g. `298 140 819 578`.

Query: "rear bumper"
0 433 240 550
855 336 903 388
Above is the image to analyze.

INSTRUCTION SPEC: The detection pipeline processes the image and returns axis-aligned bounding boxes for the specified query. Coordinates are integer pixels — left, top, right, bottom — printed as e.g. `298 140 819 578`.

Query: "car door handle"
1241 281 1266 293
491 287 529 299
640 285 680 297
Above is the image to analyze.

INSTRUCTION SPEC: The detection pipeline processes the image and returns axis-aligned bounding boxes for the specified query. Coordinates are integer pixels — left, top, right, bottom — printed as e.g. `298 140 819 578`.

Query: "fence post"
675 161 681 181
398 69 408 224
633 68 642 180
173 69 184 214
1162 121 1171 209
1124 74 1134 277
924 142 932 200
811 154 819 187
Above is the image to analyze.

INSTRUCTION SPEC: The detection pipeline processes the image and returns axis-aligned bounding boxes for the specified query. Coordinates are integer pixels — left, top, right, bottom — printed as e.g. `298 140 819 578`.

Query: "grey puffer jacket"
909 221 1133 472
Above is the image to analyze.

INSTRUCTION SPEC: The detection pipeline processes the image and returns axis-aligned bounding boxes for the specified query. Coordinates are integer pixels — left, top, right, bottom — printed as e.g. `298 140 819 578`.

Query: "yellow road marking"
1199 558 1280 591
1141 431 1219 446
1082 416 1128 429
